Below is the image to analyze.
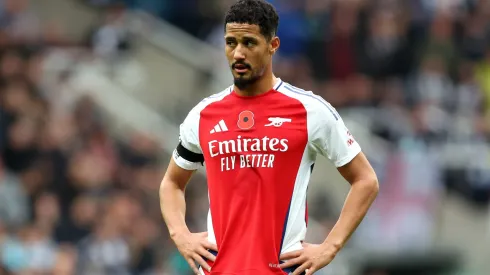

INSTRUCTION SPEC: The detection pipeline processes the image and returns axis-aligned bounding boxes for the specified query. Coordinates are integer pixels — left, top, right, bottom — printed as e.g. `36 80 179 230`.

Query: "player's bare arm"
161 1 377 274
160 159 218 274
280 152 379 275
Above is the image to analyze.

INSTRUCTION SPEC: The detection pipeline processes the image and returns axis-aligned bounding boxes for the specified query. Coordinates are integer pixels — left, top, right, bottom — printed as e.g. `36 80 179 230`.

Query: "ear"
269 36 280 55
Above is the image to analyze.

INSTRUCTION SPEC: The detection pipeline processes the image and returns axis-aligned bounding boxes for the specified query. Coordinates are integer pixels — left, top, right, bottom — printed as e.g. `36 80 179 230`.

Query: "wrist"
169 227 190 240
321 240 342 255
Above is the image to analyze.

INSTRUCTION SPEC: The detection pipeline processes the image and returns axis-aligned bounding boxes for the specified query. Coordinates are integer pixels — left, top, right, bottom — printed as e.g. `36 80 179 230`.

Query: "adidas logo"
210 120 228 134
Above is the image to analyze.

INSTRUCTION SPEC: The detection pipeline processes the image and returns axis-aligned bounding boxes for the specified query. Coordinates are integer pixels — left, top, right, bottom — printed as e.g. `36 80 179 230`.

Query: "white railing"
127 11 220 74
42 50 188 169
71 64 179 146
126 10 230 94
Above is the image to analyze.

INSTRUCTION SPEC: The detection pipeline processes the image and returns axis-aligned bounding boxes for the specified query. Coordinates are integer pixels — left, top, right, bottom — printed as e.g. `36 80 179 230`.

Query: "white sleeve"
172 107 203 171
309 102 361 167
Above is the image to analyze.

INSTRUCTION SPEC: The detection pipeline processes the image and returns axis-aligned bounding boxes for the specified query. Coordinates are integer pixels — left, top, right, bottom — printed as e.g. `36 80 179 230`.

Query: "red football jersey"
173 79 361 275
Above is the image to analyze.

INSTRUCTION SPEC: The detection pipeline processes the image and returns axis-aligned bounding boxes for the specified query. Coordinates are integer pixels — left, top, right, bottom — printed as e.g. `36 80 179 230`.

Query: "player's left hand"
279 242 338 275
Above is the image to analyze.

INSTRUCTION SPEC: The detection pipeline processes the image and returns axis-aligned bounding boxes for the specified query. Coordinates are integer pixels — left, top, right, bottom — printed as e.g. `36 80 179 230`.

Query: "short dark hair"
224 0 279 41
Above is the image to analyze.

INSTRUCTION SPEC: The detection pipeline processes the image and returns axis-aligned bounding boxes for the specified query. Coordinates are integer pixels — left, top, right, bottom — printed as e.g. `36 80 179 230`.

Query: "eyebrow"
242 36 258 41
224 35 259 41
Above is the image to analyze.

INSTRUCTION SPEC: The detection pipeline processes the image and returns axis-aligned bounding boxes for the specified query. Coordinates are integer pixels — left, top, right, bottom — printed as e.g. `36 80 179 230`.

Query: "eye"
244 40 256 47
225 39 236 47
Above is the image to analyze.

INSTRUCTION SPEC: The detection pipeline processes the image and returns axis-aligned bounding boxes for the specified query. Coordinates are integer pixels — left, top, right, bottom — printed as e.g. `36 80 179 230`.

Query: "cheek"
251 51 267 67
261 49 271 64
225 49 234 62
256 56 269 70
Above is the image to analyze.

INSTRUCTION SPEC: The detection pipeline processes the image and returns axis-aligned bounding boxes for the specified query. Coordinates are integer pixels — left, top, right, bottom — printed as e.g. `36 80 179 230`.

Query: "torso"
199 81 313 274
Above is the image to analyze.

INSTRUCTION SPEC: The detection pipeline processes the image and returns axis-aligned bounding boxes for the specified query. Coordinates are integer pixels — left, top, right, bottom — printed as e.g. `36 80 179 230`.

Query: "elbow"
366 175 379 198
354 174 379 199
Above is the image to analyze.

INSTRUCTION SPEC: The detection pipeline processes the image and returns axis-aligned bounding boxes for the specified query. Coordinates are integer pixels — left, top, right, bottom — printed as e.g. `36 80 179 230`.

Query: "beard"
233 73 261 90
231 62 264 90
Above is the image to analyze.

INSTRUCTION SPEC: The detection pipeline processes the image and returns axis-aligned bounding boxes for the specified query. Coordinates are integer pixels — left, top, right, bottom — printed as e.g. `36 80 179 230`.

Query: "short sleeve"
173 108 204 170
309 102 361 167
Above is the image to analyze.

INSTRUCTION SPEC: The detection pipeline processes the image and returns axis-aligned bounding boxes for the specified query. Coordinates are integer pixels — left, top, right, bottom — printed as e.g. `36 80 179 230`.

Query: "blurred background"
0 0 489 274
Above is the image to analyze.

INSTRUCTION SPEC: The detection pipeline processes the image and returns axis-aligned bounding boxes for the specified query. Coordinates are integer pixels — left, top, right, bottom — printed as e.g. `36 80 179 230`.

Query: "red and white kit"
173 79 361 275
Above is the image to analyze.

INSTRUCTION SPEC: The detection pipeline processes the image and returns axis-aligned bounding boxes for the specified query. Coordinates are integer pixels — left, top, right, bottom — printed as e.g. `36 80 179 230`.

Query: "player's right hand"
172 231 218 274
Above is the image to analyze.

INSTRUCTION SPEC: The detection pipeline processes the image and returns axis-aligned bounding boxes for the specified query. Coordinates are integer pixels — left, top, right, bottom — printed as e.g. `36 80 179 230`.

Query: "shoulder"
187 85 233 118
276 81 340 122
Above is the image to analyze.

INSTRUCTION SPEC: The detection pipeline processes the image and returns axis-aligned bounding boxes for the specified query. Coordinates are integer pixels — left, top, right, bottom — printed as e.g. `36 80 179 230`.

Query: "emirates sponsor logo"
208 136 288 171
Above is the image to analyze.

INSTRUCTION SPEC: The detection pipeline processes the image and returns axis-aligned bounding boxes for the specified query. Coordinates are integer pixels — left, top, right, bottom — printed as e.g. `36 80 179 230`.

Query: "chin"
234 75 253 82
233 71 250 78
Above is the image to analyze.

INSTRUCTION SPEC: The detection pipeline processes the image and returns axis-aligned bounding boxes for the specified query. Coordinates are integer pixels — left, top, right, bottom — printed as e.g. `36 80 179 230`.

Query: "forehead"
225 23 262 38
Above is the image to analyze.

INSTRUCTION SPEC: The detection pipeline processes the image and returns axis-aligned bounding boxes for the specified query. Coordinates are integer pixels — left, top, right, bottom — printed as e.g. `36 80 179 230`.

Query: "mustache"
232 62 251 69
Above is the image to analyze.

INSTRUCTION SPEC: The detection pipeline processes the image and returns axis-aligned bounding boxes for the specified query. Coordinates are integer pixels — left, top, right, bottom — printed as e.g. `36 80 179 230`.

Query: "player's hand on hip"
279 243 336 275
171 231 218 274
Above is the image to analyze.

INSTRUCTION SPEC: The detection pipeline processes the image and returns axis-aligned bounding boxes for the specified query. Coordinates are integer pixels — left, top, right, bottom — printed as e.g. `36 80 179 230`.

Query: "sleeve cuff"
334 144 361 167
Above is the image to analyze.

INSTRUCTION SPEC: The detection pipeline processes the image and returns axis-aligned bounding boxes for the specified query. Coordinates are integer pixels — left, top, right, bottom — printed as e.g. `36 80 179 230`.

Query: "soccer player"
159 0 379 274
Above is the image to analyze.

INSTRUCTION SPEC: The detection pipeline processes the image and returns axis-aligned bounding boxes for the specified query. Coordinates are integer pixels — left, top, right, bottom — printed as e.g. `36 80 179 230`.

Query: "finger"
292 262 312 275
199 232 208 237
279 257 304 269
193 253 212 272
185 257 200 275
280 250 303 260
302 243 312 248
198 247 217 262
202 241 218 252
305 266 317 275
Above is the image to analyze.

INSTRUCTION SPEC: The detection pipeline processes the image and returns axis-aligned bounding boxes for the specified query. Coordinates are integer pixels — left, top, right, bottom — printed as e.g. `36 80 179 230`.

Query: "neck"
234 69 277 97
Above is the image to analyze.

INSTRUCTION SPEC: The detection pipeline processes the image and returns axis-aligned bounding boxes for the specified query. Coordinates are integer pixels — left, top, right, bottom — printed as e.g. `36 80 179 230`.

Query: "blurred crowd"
0 0 214 274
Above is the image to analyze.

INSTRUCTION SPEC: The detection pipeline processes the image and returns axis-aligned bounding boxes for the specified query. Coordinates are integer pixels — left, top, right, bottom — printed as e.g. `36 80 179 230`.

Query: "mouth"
233 64 249 74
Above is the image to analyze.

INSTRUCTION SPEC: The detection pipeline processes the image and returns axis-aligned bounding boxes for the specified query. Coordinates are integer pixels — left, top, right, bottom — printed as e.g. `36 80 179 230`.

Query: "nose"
233 45 246 61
